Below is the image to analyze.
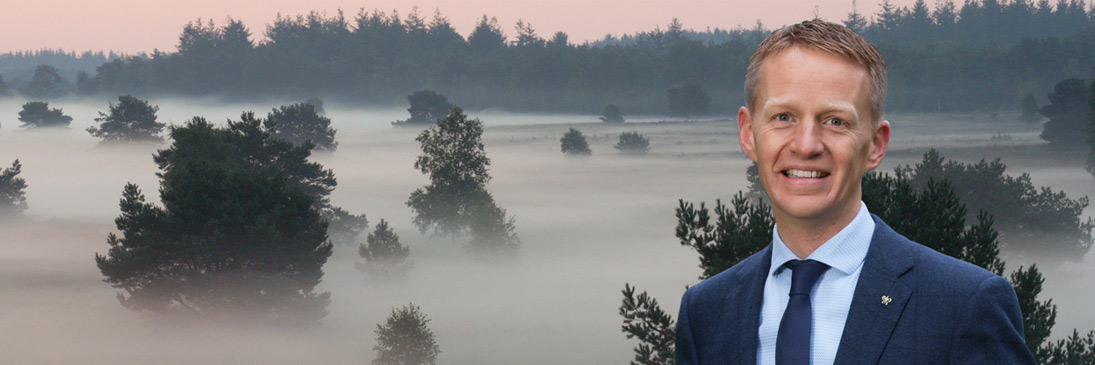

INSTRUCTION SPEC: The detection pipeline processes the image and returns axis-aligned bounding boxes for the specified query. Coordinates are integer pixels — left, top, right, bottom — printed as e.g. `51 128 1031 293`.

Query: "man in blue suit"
674 20 1035 364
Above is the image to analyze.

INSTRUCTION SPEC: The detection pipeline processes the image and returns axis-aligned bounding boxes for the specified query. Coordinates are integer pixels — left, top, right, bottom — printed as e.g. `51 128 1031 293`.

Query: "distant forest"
3 0 1095 115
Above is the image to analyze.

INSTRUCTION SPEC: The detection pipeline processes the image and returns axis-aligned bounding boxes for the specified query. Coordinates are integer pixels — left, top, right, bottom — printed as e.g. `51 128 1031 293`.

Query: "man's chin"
771 196 844 222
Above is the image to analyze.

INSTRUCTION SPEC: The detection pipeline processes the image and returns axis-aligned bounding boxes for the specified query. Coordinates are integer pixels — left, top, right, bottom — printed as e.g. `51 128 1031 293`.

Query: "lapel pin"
881 295 892 306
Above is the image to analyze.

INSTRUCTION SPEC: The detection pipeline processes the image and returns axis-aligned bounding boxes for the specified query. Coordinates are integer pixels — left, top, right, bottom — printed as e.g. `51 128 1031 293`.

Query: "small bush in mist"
601 104 625 123
615 131 650 154
19 64 65 100
374 303 441 365
87 95 166 143
265 102 338 151
1040 78 1090 147
17 101 72 128
667 82 711 119
0 160 28 217
1020 92 1041 124
560 128 592 156
619 283 675 365
357 219 412 281
95 116 334 323
393 90 452 126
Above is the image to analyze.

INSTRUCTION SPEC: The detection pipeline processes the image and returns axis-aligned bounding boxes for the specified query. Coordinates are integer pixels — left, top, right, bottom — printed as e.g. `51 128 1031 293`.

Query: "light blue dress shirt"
756 201 875 365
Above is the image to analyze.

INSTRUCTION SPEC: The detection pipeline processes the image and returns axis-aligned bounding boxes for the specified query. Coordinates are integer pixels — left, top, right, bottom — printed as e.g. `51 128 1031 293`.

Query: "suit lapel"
729 245 771 364
834 216 915 364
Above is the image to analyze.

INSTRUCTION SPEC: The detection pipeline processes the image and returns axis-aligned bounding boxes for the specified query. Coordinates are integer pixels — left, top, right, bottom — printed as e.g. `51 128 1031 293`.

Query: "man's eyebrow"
761 98 796 112
817 102 858 117
761 99 858 117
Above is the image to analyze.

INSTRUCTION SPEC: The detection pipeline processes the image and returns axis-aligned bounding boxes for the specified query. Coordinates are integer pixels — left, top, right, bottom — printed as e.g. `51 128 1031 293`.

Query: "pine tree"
87 95 166 143
395 90 452 125
513 19 545 48
745 162 768 203
600 104 625 123
620 193 772 363
94 116 333 323
1042 329 1095 364
373 303 441 365
20 64 66 99
1011 265 1057 359
620 284 675 365
560 128 592 156
896 149 1093 260
675 193 773 279
843 0 869 33
357 219 412 281
0 160 28 217
265 102 338 151
1040 78 1090 147
17 101 73 128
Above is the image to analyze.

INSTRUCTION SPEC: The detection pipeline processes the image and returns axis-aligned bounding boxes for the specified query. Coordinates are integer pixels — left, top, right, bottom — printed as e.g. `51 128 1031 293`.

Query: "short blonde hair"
745 20 886 123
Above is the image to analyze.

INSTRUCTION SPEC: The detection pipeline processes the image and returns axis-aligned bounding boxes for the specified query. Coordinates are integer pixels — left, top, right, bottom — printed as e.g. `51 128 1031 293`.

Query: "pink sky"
1 0 919 54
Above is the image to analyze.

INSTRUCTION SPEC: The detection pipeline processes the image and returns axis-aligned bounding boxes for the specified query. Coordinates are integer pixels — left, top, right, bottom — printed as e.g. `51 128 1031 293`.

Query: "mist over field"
0 97 1092 363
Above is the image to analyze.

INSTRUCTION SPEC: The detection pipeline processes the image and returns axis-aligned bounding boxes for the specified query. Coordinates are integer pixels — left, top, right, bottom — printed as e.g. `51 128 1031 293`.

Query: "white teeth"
786 169 824 178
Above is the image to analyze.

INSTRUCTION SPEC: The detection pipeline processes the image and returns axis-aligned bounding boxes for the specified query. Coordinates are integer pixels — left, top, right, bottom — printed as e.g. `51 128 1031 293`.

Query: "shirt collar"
769 201 875 277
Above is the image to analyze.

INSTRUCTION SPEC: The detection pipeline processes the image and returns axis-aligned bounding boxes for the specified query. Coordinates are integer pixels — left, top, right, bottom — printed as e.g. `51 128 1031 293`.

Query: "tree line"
3 1 1095 114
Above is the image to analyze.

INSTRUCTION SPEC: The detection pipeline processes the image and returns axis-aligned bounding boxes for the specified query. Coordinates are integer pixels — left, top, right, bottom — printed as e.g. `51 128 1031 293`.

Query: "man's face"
738 46 889 225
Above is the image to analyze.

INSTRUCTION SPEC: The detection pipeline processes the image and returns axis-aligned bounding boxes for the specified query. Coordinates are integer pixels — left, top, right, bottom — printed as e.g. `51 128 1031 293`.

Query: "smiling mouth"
783 169 830 178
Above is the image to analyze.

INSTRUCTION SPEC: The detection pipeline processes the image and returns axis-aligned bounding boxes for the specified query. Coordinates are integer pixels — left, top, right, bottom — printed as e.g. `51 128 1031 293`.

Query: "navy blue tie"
776 259 830 365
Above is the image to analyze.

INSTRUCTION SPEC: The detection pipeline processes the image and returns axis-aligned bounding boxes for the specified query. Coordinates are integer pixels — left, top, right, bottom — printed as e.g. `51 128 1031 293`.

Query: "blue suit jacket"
675 215 1035 364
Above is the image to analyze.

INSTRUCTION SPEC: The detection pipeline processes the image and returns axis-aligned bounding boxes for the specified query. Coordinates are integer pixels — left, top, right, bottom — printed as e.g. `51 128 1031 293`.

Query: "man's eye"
775 114 791 122
825 118 844 126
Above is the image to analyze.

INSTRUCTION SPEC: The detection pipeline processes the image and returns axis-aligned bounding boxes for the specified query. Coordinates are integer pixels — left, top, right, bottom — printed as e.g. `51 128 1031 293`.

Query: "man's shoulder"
871 216 1001 290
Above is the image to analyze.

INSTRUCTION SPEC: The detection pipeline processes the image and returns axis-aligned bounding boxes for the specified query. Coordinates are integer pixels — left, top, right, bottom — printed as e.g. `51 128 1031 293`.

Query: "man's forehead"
752 48 871 114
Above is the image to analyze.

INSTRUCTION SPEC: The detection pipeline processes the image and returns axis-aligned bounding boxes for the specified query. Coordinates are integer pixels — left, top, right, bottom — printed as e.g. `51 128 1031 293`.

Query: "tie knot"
785 259 830 296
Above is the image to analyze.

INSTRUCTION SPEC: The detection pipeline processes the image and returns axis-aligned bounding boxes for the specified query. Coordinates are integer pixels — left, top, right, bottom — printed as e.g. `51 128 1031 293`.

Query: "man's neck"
774 202 862 259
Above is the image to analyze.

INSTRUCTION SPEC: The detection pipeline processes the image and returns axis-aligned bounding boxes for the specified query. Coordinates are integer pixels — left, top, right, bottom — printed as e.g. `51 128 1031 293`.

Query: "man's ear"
865 119 890 171
738 106 758 162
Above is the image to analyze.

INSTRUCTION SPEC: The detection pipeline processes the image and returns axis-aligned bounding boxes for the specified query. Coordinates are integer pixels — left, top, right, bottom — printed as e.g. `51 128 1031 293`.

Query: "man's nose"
789 119 824 157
